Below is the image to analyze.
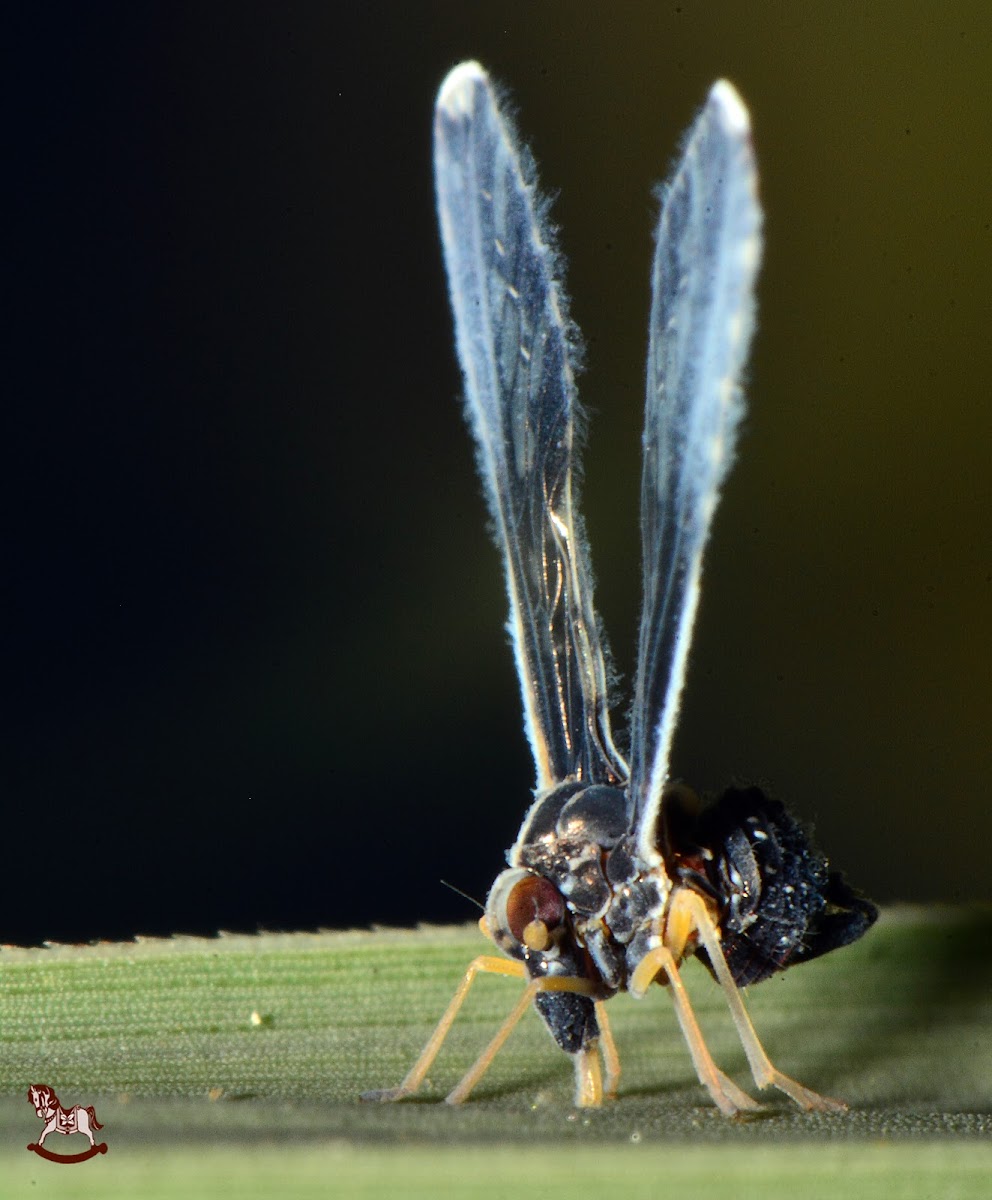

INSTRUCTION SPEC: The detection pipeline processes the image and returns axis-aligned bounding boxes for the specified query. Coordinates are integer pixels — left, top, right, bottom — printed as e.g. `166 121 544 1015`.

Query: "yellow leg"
445 973 600 1106
361 953 608 1107
571 1040 603 1108
360 955 527 1103
594 1000 621 1100
630 945 761 1116
669 888 847 1114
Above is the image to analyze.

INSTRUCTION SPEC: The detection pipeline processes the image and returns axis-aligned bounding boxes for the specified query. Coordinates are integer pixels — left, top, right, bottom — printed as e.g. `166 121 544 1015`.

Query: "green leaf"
1 907 990 1196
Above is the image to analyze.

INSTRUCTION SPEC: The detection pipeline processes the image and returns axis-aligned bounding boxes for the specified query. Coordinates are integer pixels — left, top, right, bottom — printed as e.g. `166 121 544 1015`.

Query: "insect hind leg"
630 942 761 1116
668 887 847 1114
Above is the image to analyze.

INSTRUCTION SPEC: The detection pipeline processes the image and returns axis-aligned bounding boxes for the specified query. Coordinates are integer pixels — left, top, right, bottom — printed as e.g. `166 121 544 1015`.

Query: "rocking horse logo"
26 1084 108 1163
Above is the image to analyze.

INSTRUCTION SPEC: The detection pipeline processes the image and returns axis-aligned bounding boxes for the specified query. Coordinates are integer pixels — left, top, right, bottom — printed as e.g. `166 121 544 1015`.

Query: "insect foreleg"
446 973 603 1106
360 950 611 1107
360 954 528 1103
593 999 621 1100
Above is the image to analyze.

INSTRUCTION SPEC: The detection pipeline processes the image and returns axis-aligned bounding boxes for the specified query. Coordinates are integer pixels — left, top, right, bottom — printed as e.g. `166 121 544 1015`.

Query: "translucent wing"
434 62 626 791
629 81 763 855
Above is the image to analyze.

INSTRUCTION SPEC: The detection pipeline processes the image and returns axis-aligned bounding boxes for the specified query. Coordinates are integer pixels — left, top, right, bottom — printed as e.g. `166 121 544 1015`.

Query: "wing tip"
437 60 489 117
707 79 752 137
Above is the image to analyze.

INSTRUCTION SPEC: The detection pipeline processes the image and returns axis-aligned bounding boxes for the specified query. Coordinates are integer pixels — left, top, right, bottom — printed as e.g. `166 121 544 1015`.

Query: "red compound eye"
504 875 564 944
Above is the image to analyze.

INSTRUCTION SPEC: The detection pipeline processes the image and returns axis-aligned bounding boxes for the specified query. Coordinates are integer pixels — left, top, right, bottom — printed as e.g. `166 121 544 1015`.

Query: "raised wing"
434 62 626 791
629 81 763 857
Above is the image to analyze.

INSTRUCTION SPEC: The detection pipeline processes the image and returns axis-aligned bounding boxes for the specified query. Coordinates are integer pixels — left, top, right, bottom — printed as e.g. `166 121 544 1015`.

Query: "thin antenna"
439 879 484 912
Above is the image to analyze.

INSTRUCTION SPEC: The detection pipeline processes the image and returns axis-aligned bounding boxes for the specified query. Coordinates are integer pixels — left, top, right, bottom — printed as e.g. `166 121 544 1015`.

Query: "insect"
363 61 877 1114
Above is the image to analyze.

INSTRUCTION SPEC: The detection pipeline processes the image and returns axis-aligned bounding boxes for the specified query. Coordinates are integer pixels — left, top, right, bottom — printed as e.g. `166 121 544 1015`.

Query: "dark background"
6 4 990 944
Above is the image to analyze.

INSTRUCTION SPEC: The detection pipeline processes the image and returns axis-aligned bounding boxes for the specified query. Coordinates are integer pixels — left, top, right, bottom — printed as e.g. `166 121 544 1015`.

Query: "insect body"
363 61 876 1113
